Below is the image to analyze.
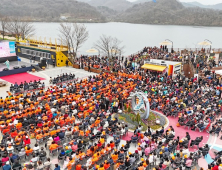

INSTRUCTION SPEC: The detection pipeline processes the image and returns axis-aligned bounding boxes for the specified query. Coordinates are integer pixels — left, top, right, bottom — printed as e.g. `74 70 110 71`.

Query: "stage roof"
149 59 181 66
141 64 167 72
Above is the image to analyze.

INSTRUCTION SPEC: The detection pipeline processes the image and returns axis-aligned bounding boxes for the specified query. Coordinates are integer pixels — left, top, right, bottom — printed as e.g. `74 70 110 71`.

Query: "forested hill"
116 0 222 26
1 0 222 26
0 0 105 22
87 0 133 11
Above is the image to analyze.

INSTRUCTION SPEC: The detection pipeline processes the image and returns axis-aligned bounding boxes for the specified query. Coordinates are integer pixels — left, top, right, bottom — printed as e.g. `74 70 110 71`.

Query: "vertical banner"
9 42 16 54
168 65 173 76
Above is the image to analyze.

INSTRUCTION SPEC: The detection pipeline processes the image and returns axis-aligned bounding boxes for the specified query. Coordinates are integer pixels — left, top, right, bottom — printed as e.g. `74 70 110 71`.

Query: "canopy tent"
159 41 172 45
86 49 98 53
141 64 167 72
198 41 212 46
215 70 222 76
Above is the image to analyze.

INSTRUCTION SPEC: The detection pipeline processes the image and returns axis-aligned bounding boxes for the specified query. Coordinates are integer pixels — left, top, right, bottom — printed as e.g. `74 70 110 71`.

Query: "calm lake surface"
32 22 222 56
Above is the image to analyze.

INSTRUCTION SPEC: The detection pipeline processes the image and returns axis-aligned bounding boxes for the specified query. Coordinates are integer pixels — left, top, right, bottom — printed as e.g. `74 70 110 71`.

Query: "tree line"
59 23 124 63
0 16 35 40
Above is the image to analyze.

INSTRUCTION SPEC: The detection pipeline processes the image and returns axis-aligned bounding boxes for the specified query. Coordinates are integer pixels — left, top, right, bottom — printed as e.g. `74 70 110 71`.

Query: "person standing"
66 60 69 67
52 60 55 67
88 63 91 72
105 96 110 111
4 60 10 69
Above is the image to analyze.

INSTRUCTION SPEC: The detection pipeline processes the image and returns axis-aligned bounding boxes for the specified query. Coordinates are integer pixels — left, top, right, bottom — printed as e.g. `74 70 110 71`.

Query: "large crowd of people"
75 46 213 74
0 46 221 170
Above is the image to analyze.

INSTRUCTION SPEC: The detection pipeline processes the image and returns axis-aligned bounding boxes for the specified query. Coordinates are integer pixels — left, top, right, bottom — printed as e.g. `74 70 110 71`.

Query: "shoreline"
9 20 222 28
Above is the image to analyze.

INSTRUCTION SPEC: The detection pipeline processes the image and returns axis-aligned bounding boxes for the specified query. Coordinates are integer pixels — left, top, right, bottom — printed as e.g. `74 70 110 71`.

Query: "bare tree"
6 17 35 40
20 22 35 39
59 23 89 63
93 35 124 60
0 15 9 40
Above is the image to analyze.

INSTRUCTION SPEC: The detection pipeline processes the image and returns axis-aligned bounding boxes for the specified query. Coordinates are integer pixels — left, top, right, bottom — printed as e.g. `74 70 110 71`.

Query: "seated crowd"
49 73 76 85
9 80 45 94
0 67 219 170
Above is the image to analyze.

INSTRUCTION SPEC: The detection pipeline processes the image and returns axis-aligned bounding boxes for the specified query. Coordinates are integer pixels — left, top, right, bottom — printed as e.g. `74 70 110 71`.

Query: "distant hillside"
96 6 117 19
1 0 222 26
76 0 91 2
117 0 222 26
0 0 105 22
182 2 222 10
133 0 151 4
132 0 222 11
88 0 133 11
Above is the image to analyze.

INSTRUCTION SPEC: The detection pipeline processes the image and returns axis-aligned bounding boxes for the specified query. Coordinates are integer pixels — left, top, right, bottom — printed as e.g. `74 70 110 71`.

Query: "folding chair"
37 138 44 145
12 166 23 170
50 149 58 156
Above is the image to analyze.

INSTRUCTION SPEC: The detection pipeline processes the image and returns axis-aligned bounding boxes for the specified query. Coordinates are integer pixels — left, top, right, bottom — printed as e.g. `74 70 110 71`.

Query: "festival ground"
0 57 221 169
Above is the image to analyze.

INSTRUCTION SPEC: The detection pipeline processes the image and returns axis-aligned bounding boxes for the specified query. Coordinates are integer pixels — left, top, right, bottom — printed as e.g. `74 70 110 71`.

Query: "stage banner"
0 41 16 58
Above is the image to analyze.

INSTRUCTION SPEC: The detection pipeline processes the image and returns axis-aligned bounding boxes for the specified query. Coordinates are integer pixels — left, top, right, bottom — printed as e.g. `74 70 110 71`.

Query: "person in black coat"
99 101 105 110
52 60 56 67
57 131 65 139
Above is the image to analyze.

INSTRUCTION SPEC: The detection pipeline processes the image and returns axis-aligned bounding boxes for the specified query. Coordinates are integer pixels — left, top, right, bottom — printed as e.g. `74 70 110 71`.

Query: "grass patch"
0 37 16 41
119 111 162 131
148 112 159 121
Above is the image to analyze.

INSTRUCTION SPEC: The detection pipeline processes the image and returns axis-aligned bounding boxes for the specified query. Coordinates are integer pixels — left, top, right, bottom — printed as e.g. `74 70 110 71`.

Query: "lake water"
32 22 222 56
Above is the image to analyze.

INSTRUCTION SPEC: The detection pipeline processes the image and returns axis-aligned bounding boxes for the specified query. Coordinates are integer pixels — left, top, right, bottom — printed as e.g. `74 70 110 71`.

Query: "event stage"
0 61 32 71
0 61 33 77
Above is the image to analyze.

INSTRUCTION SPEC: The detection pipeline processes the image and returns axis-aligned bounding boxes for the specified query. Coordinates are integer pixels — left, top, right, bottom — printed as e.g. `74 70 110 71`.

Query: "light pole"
165 39 173 52
204 39 212 53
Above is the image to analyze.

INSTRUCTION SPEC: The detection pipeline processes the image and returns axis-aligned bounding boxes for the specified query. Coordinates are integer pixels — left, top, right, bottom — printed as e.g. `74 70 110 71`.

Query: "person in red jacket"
76 164 82 170
212 163 219 170
24 136 31 146
10 130 18 138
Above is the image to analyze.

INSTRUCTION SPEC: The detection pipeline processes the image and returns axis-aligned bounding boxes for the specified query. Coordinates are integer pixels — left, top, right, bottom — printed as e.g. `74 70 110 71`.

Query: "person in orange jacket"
49 141 58 151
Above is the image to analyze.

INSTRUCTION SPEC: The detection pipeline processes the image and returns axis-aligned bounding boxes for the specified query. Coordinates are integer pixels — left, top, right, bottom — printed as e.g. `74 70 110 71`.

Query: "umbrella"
86 49 98 53
109 49 120 53
198 41 211 46
159 41 172 45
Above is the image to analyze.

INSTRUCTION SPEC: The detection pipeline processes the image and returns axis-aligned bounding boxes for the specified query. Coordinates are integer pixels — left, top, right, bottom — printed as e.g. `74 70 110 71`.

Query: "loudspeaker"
13 66 19 69
21 65 26 68
3 68 9 71
32 65 41 71
41 59 46 67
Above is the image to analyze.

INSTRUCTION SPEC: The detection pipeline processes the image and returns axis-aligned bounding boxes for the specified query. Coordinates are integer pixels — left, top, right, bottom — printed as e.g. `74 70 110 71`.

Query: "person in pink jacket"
185 156 193 168
144 145 151 156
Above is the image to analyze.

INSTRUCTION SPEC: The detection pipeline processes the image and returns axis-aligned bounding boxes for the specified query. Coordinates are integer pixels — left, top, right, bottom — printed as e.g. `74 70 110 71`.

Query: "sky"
127 0 222 5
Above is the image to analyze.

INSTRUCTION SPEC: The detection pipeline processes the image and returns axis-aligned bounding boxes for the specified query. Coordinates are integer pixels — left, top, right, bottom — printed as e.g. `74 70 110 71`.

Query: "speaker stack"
3 68 9 71
38 59 47 68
